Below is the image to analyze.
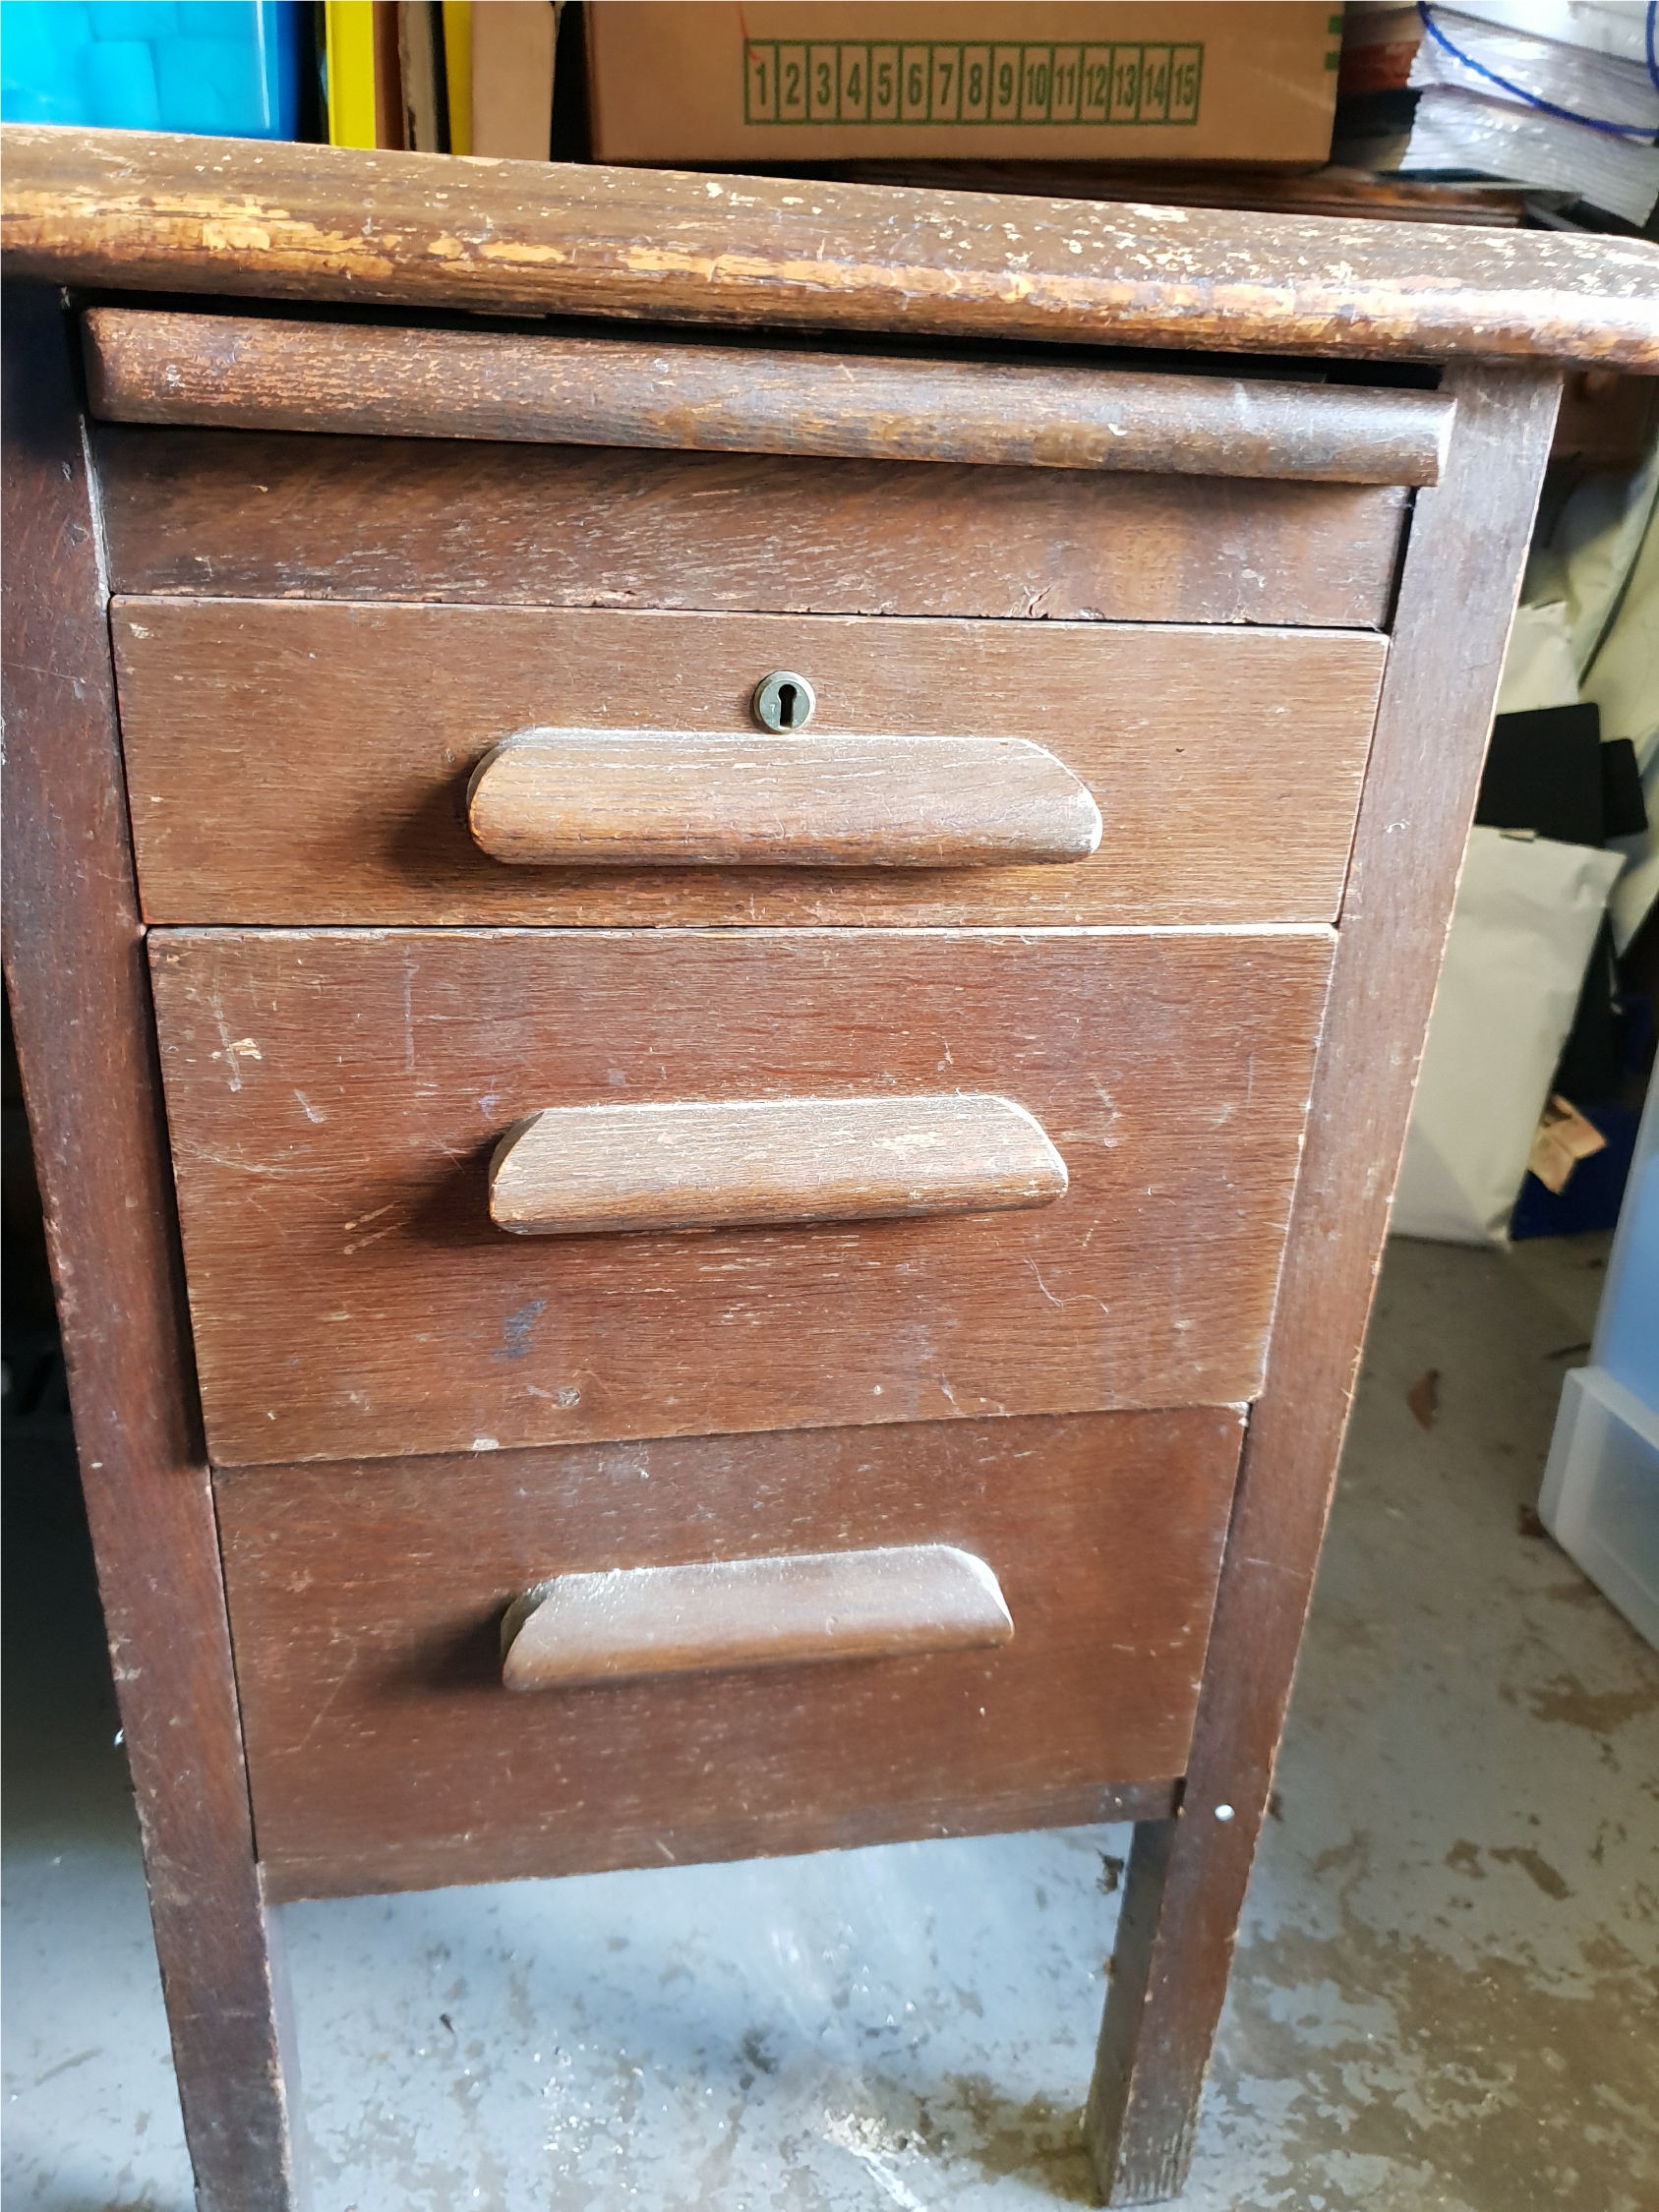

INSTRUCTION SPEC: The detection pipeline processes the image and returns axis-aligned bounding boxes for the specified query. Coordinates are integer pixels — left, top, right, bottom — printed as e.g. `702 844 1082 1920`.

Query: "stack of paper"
1337 1 1659 224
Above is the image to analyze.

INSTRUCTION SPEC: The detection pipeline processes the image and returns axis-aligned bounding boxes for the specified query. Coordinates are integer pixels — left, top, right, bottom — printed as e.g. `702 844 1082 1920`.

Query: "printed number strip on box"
743 42 1204 126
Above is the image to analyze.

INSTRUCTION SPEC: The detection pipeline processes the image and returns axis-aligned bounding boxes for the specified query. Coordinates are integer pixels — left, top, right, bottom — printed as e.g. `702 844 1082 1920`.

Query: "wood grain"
823 160 1529 227
466 728 1102 868
489 1093 1068 1237
214 1409 1240 1899
112 602 1387 930
0 123 1605 2203
0 284 302 2211
7 125 1656 366
148 925 1333 1467
1085 366 1567 2205
83 309 1456 486
501 1543 1016 1688
95 425 1411 630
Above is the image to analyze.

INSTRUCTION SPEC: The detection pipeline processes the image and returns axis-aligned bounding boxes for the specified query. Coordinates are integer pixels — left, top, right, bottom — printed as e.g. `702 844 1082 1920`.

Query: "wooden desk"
4 125 1655 2210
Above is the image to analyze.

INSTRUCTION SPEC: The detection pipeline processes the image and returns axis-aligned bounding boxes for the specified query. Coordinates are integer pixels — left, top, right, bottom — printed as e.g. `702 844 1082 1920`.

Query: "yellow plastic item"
325 0 380 147
443 0 472 153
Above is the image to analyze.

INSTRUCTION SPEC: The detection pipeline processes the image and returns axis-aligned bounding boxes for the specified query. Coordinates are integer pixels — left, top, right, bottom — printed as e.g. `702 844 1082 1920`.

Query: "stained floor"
4 1234 1656 2212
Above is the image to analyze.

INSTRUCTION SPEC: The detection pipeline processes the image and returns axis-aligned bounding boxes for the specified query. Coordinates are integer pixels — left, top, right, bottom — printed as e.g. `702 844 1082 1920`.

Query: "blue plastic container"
2 2 303 138
1540 1077 1659 1648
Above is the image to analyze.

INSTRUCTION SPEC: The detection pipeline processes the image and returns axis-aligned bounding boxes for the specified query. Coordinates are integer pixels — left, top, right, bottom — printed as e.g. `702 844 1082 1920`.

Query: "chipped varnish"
5 124 1656 367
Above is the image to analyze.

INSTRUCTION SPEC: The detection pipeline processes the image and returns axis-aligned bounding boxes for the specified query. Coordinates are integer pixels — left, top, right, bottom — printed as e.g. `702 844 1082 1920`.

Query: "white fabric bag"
1392 828 1626 1246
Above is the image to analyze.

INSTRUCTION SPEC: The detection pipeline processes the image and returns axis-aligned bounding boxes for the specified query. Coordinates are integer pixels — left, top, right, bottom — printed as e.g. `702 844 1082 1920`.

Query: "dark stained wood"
501 1543 1016 1688
489 1093 1069 1237
7 125 1656 366
148 925 1333 1468
466 728 1102 869
1552 368 1659 470
214 1409 1238 1900
1085 365 1566 2205
83 309 1456 485
0 284 302 2211
3 118 1623 2209
95 425 1412 630
824 160 1530 227
112 602 1387 929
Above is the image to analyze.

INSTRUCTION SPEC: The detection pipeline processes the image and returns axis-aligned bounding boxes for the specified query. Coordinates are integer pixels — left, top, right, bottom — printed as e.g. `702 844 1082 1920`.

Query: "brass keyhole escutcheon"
751 671 816 731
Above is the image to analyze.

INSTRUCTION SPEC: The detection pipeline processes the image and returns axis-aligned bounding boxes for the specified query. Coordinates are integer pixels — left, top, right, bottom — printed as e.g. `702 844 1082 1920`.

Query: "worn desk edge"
3 124 1657 369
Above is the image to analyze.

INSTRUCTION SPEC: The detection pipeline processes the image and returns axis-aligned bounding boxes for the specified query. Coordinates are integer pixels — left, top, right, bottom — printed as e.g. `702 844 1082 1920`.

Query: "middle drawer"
150 925 1333 1467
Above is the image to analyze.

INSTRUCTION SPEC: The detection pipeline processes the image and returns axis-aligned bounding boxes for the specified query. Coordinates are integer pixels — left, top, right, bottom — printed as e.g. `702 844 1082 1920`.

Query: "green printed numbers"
839 43 868 118
1049 46 1081 121
744 41 775 120
1080 45 1111 121
1020 46 1052 121
776 42 807 120
871 42 899 119
1140 46 1171 121
902 44 930 120
991 44 1020 119
743 38 1204 125
1170 45 1202 121
961 44 989 120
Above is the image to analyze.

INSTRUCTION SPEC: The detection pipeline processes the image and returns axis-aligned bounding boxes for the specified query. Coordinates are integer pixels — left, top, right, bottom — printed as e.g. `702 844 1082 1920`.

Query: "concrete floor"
4 1234 1656 2212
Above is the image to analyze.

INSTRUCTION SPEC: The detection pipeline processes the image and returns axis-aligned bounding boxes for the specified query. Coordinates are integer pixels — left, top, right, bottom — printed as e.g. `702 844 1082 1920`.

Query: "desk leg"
2 280 305 2211
1084 360 1564 2204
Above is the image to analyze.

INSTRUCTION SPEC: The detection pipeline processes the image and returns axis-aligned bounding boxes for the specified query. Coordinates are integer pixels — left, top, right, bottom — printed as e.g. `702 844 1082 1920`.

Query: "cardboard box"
585 4 1343 167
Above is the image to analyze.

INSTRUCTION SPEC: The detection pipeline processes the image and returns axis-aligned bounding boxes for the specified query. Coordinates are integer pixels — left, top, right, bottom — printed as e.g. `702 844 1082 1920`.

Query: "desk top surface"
4 123 1657 371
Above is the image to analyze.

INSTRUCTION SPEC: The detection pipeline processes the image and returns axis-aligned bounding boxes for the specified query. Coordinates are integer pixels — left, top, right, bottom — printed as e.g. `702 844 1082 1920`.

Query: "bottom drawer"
220 1407 1242 1901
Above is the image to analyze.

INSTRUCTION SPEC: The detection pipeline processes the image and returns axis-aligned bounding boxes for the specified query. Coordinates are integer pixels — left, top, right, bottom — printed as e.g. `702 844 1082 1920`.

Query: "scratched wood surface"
216 1408 1240 1899
84 308 1456 484
149 926 1333 1467
1084 365 1567 2203
500 1543 1016 1688
821 160 1530 226
7 124 1657 366
0 283 301 2210
94 425 1411 629
113 602 1387 929
488 1094 1069 1236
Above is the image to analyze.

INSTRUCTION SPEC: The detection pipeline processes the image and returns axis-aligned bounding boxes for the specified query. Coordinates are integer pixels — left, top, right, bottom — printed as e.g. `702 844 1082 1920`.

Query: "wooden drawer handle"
83 308 1455 487
466 728 1102 869
501 1543 1015 1689
489 1093 1068 1238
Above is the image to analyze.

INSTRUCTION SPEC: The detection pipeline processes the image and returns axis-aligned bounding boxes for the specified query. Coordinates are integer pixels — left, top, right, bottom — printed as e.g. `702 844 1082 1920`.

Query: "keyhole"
751 670 816 731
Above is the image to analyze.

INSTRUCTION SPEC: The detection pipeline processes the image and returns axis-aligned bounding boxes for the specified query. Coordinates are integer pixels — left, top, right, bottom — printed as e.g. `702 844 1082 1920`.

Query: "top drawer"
97 426 1410 630
97 312 1408 929
113 601 1386 929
